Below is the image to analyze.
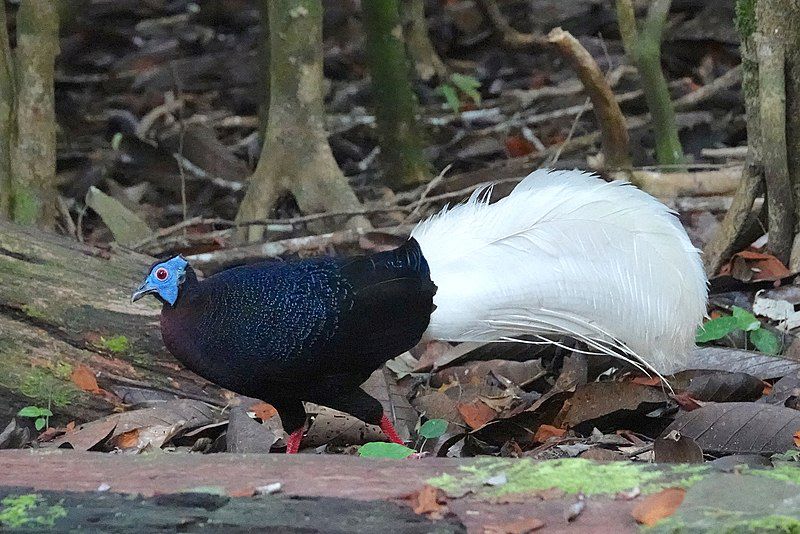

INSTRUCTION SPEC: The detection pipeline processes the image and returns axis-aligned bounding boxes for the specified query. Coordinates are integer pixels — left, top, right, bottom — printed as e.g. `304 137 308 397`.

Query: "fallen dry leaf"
631 487 686 526
671 392 702 411
794 430 800 448
48 418 118 451
719 250 792 282
70 365 101 394
408 485 446 516
484 517 545 534
302 404 387 448
504 135 537 158
114 429 140 449
249 401 278 422
47 399 215 451
533 424 565 443
653 430 704 464
665 402 800 454
563 382 668 428
458 399 497 430
36 427 66 443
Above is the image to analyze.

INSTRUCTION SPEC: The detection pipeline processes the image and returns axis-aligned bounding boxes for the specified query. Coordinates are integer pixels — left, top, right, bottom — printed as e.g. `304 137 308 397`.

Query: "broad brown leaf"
665 402 800 454
408 485 446 515
114 429 140 449
653 430 704 463
719 250 791 282
70 365 101 394
457 399 496 430
47 399 215 451
532 424 565 443
248 401 277 422
631 487 685 526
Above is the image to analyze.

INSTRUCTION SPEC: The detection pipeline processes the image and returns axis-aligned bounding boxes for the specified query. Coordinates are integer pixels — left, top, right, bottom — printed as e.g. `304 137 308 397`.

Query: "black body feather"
160 238 436 432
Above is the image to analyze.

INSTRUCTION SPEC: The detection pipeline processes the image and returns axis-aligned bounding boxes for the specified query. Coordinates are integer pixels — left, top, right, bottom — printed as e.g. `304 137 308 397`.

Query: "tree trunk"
400 0 448 82
0 5 13 218
702 1 764 274
235 0 369 243
363 0 431 190
0 221 227 429
8 0 59 227
754 0 800 269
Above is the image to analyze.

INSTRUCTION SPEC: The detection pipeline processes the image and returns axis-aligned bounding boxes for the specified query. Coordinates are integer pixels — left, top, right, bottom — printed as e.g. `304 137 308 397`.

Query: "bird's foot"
285 428 303 454
379 414 405 445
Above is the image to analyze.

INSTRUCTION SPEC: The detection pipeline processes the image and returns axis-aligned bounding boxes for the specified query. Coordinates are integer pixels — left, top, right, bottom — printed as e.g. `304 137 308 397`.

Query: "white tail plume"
411 169 707 375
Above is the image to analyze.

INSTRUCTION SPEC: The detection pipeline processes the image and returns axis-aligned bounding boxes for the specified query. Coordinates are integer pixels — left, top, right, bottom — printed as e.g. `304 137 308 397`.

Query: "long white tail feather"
411 169 707 375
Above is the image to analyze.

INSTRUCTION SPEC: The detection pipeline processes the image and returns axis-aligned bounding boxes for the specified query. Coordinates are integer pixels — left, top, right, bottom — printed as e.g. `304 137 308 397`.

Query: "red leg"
285 428 303 454
379 414 405 445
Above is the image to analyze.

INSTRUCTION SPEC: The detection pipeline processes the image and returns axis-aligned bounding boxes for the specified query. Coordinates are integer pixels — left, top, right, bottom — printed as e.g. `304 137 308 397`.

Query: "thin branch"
476 0 549 49
548 27 631 169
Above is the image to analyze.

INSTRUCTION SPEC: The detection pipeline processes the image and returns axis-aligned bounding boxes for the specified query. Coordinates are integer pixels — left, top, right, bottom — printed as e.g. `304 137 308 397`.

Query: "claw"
378 414 405 445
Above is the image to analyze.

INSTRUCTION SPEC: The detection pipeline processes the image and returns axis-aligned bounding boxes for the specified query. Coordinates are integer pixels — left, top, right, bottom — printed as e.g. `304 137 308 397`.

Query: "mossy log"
0 221 227 429
1 451 799 532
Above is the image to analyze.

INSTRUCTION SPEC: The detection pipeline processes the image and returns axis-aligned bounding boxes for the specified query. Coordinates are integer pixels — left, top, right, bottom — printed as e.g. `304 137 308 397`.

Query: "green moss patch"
428 458 706 497
100 334 130 353
20 304 46 319
750 465 800 486
0 494 66 529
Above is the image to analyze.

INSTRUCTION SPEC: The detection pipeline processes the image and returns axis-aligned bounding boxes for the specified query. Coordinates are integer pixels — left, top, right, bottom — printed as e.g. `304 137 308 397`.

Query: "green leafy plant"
358 442 416 459
17 406 52 431
696 306 781 354
418 418 448 439
358 418 449 459
436 73 481 114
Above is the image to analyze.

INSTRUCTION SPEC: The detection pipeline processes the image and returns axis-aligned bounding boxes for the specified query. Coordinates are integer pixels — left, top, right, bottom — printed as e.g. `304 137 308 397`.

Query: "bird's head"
131 255 189 306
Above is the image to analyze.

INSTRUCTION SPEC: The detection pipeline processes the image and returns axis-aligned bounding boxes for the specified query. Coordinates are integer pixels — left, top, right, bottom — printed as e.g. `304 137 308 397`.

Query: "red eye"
155 267 169 281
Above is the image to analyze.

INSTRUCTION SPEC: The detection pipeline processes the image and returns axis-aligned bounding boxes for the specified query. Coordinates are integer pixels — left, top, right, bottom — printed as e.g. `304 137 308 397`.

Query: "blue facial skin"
131 256 189 306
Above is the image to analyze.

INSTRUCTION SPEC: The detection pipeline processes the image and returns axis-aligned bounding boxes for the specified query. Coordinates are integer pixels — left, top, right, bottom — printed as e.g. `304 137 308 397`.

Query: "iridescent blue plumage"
136 239 436 437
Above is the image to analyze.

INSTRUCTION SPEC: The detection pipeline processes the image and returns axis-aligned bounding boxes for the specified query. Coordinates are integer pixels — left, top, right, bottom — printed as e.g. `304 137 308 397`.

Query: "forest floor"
2 1 800 531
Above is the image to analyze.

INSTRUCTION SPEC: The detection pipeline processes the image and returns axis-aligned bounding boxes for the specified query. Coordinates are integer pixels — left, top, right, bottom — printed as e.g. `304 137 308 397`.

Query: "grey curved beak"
131 282 155 303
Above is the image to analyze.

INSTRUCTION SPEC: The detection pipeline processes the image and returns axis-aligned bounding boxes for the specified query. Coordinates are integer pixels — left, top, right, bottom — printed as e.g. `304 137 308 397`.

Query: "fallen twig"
673 65 743 111
626 165 743 199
